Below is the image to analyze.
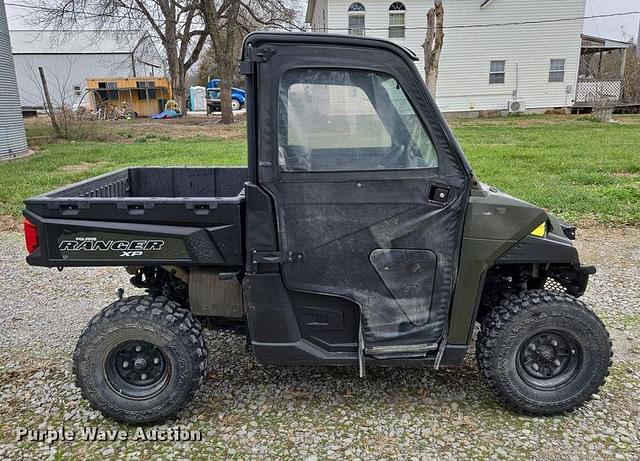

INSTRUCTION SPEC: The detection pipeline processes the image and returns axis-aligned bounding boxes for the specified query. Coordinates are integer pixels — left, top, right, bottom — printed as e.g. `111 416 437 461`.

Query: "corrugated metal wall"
0 0 28 159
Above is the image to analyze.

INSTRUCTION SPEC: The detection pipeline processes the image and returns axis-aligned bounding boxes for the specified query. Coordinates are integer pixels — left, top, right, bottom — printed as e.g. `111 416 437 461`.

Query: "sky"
582 0 639 42
4 0 640 44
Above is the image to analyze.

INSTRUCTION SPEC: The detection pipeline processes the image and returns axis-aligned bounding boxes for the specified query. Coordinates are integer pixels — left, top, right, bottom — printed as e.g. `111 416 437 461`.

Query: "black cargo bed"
24 167 248 268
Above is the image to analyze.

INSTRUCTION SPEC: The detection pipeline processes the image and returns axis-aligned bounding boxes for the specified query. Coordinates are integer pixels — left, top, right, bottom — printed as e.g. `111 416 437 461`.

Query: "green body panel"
447 181 549 345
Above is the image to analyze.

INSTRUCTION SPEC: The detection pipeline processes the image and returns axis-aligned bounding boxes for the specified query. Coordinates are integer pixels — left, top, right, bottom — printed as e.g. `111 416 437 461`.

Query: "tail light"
23 218 39 254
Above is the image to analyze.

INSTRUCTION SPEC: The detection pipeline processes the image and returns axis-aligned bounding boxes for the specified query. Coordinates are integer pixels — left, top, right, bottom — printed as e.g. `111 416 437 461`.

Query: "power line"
5 2 640 31
330 10 640 31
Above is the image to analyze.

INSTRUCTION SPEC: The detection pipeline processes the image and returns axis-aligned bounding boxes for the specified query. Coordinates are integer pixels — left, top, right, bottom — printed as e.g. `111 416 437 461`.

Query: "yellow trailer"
86 77 172 117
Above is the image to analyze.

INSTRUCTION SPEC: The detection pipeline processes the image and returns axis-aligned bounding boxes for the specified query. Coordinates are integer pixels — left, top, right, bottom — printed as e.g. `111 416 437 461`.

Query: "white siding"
313 0 585 112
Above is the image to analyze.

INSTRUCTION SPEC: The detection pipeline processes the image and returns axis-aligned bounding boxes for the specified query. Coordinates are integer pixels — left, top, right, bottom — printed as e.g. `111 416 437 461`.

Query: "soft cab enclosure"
23 167 247 267
240 33 471 361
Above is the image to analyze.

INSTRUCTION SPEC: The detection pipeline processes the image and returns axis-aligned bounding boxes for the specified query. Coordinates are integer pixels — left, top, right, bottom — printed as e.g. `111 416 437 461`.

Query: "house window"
136 81 156 100
489 60 505 84
549 59 566 82
97 81 118 100
388 2 406 39
348 3 366 36
73 85 81 96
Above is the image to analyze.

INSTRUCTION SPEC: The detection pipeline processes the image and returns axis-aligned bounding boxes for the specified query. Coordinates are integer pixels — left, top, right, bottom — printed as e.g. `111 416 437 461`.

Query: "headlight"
530 222 547 238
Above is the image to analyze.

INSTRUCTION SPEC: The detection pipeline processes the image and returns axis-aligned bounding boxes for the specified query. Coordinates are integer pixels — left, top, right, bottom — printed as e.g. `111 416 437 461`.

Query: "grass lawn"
1 114 638 227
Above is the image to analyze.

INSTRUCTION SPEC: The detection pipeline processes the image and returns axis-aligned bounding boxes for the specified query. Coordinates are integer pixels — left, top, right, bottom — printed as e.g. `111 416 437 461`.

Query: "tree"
422 0 444 97
200 0 301 124
622 44 640 104
194 43 244 88
27 0 208 113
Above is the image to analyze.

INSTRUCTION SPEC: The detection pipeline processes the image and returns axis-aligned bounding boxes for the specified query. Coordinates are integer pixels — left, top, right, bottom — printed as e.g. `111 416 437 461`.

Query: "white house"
10 30 162 110
306 0 586 113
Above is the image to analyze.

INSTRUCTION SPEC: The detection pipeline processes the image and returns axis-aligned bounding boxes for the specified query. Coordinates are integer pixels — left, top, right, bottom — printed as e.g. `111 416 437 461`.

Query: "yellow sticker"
530 222 546 237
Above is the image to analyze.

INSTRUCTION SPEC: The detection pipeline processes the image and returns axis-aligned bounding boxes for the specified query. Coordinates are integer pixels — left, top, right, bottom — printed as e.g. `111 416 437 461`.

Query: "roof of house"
9 30 152 55
581 34 632 50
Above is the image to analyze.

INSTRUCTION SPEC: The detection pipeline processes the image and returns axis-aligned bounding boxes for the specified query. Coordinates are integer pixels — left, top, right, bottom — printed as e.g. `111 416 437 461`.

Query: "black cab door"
247 34 471 358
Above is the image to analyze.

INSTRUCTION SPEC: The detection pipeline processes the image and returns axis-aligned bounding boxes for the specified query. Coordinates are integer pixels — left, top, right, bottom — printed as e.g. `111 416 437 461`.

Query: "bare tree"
623 44 640 104
27 0 207 113
200 0 301 124
32 57 86 139
422 0 444 97
195 45 244 88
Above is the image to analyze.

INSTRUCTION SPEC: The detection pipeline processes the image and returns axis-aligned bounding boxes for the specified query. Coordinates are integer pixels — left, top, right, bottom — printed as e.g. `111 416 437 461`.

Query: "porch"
574 34 632 108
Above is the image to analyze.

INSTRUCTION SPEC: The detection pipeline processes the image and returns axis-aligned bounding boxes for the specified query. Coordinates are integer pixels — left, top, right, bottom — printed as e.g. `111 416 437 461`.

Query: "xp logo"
59 237 165 257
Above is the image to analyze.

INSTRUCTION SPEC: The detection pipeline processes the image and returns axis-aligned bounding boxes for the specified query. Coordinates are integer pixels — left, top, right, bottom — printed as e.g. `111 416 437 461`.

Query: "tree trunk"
174 62 187 114
165 23 187 114
423 0 444 97
219 62 235 124
38 66 63 138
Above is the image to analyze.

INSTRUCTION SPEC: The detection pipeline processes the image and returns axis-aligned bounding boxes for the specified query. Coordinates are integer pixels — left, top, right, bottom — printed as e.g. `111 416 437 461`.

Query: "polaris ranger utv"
23 32 611 423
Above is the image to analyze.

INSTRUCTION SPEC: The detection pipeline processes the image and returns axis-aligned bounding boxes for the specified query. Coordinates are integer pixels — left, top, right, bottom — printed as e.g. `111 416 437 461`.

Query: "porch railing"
575 79 623 104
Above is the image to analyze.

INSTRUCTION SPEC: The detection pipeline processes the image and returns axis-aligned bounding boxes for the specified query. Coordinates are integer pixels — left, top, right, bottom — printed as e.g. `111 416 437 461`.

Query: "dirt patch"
58 161 110 173
0 215 20 232
575 225 640 268
610 171 640 179
25 114 247 145
610 328 640 364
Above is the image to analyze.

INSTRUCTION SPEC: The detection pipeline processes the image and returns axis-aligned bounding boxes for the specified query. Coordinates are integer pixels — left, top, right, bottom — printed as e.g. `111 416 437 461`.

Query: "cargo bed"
24 167 247 267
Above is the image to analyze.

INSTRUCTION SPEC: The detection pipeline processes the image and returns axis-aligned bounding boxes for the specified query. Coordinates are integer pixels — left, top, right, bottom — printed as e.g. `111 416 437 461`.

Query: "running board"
365 343 439 360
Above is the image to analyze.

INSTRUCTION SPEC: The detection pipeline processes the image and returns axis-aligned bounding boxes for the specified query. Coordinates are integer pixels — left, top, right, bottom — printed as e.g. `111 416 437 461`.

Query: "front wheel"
231 99 241 111
73 295 207 423
476 290 611 415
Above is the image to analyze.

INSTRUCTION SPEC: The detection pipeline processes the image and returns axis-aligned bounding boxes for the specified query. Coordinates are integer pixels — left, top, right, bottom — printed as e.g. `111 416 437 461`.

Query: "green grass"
0 138 246 222
1 115 639 226
455 116 640 225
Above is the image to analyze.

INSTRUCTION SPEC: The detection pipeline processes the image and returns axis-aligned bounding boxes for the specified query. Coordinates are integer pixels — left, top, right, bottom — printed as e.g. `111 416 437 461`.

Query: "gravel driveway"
1 228 639 460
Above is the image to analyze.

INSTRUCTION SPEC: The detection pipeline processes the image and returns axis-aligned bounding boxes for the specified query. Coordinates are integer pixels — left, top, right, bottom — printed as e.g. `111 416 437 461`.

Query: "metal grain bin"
0 0 28 159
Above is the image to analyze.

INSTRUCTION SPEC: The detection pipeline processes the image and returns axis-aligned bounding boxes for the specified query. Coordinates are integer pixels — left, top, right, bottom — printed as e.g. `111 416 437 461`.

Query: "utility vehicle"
23 33 612 423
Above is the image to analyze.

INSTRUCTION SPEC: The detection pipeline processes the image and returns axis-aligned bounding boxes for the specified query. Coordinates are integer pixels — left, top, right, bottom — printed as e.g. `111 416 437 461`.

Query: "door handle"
428 184 450 204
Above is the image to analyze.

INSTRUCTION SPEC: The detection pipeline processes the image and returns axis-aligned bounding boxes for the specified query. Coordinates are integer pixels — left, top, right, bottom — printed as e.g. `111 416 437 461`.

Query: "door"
254 40 470 357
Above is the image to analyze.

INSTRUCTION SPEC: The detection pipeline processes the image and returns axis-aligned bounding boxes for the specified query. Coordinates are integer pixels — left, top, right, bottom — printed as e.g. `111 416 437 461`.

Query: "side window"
348 3 366 36
388 2 406 39
549 59 566 82
489 60 505 84
278 69 438 172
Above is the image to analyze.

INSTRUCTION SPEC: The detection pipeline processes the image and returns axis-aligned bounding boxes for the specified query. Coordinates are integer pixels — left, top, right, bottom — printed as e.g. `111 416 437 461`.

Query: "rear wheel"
476 290 611 415
231 99 241 111
73 295 207 423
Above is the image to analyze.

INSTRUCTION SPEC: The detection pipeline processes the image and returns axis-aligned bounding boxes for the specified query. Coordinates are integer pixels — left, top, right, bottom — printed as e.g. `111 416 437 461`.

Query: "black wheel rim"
105 340 170 399
516 330 582 390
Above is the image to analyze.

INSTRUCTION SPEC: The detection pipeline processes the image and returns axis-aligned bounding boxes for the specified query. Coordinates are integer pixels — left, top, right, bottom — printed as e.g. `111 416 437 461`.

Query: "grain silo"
0 0 28 159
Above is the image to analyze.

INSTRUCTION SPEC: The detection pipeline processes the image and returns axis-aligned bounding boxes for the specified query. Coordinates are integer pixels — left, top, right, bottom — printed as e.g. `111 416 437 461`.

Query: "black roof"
242 32 419 62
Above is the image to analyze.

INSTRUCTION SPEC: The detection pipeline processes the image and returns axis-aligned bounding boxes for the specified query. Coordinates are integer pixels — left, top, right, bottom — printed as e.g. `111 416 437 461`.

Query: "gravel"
1 228 639 460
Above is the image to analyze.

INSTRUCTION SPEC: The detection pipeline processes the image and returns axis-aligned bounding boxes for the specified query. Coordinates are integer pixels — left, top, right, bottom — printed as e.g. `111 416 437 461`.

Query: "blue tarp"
151 110 178 119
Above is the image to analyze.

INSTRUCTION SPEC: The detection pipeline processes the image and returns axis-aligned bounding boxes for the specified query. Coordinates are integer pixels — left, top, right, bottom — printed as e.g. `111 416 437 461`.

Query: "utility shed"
86 76 172 117
0 0 28 159
10 30 162 111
